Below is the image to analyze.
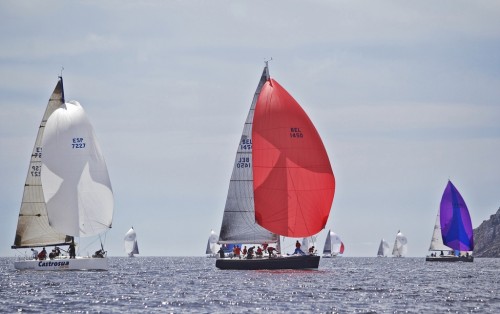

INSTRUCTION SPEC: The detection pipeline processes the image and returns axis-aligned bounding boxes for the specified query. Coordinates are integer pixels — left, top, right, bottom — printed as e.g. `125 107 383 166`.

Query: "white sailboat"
377 239 390 257
322 230 344 258
12 76 113 271
124 227 139 257
392 231 408 257
205 230 219 257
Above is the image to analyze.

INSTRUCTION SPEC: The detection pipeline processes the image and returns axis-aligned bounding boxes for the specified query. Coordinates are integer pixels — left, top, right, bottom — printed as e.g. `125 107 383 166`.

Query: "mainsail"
392 231 407 257
218 66 278 245
377 239 390 257
41 100 113 237
440 180 474 251
124 227 139 256
252 77 335 237
428 210 452 251
12 78 72 249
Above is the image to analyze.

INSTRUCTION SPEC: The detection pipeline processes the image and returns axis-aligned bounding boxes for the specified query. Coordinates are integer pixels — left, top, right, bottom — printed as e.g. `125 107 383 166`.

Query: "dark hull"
216 255 320 270
426 256 474 262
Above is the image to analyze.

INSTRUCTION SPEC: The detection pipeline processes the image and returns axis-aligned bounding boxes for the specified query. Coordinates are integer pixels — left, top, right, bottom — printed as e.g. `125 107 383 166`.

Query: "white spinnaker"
428 211 452 251
124 228 137 255
42 101 113 237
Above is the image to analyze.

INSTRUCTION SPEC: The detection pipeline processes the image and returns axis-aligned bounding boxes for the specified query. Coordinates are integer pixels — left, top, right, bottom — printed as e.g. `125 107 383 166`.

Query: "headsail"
252 77 335 237
41 100 113 237
12 78 72 248
440 180 474 251
218 65 278 245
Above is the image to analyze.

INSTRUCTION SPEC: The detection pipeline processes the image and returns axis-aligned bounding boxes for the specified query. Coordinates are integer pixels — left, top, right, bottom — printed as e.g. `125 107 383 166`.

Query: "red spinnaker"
252 79 335 237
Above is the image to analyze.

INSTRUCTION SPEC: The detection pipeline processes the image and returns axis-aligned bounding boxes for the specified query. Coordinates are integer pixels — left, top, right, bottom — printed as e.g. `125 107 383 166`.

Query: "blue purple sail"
439 181 474 251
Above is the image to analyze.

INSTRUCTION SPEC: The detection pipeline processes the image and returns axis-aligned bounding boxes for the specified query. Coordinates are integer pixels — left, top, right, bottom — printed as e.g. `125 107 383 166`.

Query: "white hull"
14 257 108 271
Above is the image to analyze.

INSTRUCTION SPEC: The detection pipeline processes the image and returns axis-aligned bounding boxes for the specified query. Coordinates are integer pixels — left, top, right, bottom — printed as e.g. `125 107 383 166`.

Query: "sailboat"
392 231 407 257
322 230 344 258
426 180 474 262
205 230 219 258
377 239 390 257
12 76 114 270
215 63 335 270
124 227 139 257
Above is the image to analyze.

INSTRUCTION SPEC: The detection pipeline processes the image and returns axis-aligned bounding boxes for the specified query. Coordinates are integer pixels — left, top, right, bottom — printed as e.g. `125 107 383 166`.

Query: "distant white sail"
392 231 408 257
377 239 390 257
124 227 139 256
206 230 219 255
41 100 113 237
323 230 343 256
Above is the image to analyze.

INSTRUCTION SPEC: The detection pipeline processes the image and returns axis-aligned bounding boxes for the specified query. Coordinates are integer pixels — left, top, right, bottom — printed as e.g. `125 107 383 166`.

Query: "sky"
1 1 499 258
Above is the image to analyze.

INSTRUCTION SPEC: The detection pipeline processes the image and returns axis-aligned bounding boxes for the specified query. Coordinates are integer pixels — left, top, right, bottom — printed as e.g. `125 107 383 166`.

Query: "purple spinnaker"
439 180 474 251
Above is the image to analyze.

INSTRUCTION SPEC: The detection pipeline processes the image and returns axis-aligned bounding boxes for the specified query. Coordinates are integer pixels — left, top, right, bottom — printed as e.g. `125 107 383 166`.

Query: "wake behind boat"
426 180 474 262
12 76 114 271
215 63 335 270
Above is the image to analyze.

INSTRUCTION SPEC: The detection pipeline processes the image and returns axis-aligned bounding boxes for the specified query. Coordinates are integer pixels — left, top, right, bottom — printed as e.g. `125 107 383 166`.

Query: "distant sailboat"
205 230 219 258
323 230 344 258
392 231 407 257
124 227 139 257
216 63 335 270
426 180 474 262
12 76 113 270
377 239 390 257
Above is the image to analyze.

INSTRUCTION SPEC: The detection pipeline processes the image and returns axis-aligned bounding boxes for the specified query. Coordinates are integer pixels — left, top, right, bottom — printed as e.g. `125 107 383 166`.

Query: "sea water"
0 256 498 313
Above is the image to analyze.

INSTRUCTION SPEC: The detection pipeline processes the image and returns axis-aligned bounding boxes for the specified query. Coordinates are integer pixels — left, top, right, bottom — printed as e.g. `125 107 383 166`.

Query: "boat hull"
216 255 320 270
14 257 108 270
425 256 474 263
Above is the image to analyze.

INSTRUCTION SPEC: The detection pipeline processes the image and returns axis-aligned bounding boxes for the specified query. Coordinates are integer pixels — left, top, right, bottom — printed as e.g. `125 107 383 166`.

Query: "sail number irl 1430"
72 137 86 149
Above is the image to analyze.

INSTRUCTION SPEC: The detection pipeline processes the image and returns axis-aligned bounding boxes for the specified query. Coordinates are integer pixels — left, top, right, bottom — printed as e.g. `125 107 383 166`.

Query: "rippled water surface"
1 257 498 313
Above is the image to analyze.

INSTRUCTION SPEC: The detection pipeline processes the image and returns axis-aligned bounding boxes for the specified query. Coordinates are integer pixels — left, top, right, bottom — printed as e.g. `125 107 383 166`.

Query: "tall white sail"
218 66 278 245
124 227 139 256
12 78 72 248
428 210 452 251
377 239 390 257
323 230 343 255
41 100 113 237
392 231 408 257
